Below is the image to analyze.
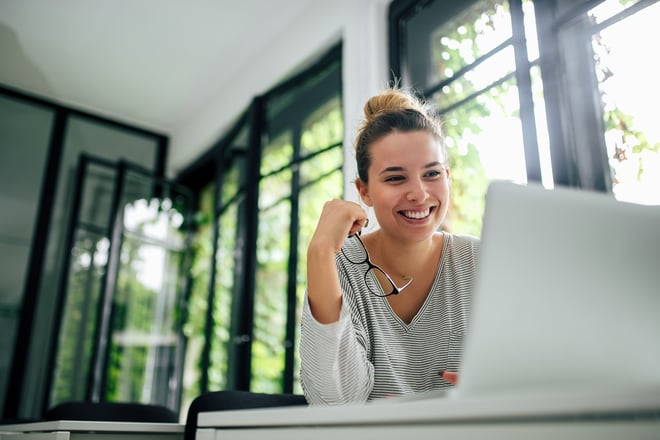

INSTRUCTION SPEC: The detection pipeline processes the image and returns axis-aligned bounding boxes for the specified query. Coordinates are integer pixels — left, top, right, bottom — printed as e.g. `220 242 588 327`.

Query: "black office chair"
184 391 307 440
44 401 178 423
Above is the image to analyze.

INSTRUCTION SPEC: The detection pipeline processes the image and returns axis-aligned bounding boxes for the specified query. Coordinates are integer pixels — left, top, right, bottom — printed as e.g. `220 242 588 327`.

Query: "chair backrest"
44 401 178 423
184 391 307 440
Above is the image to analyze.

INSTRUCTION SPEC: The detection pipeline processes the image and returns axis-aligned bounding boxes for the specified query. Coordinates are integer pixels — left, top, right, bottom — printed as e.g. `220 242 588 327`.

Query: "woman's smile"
399 206 434 220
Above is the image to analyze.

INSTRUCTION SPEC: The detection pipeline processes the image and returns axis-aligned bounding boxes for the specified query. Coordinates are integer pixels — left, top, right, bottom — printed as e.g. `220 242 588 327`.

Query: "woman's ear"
355 178 372 206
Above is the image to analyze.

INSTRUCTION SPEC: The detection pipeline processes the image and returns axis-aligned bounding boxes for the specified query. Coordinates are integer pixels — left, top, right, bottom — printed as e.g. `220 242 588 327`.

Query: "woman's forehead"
369 131 445 165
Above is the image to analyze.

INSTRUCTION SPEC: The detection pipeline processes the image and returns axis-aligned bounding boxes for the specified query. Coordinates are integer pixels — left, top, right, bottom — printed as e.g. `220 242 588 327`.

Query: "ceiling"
0 0 317 173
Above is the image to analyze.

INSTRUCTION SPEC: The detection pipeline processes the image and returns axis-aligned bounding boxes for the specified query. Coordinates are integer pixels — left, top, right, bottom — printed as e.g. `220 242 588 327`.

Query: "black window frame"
177 43 343 396
387 0 637 193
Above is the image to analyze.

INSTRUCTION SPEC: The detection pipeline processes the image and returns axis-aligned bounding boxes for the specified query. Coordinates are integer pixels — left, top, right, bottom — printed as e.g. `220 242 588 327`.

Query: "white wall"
168 0 392 202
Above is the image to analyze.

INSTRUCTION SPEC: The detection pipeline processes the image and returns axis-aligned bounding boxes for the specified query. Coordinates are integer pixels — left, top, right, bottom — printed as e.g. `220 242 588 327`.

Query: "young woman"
299 87 480 405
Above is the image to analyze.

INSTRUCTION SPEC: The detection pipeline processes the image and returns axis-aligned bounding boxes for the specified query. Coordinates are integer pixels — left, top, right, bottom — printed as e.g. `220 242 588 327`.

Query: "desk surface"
0 421 184 433
198 387 660 428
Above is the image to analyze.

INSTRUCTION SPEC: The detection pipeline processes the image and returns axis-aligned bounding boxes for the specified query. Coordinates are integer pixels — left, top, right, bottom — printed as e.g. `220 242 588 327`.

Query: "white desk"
0 420 184 440
196 388 660 439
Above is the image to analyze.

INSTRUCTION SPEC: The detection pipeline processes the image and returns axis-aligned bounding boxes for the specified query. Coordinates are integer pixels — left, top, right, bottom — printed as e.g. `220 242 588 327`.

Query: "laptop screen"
455 181 660 397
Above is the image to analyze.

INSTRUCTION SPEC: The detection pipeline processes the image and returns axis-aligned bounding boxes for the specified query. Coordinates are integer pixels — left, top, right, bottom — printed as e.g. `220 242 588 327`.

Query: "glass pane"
38 116 161 313
252 196 291 393
108 237 183 403
260 133 293 212
50 231 107 404
67 116 159 166
253 125 293 392
286 92 344 393
209 196 238 389
590 0 643 24
401 0 511 89
249 51 342 393
261 133 293 176
440 75 526 236
300 97 343 185
432 45 515 111
530 64 554 187
429 0 512 86
181 183 214 413
50 162 118 405
218 158 240 209
295 169 343 394
592 2 660 204
78 163 116 228
0 94 54 411
105 171 190 404
300 147 343 185
522 0 540 62
300 97 343 156
35 115 161 413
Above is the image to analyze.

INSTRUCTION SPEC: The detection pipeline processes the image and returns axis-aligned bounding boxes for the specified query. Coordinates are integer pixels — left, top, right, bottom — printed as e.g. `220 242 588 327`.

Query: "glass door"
48 156 193 411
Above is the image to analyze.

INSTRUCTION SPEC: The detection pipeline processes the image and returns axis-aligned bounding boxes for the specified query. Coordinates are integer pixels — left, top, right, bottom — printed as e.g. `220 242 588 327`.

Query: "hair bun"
363 88 429 122
354 86 445 183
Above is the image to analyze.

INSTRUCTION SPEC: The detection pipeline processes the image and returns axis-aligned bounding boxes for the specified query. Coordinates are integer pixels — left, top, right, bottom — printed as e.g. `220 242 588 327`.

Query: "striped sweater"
300 233 480 405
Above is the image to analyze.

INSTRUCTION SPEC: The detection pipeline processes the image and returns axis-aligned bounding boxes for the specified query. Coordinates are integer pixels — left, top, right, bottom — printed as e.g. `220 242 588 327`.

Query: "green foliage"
50 233 105 404
181 184 214 403
604 104 660 183
53 190 191 406
250 97 343 393
428 1 513 236
209 196 238 389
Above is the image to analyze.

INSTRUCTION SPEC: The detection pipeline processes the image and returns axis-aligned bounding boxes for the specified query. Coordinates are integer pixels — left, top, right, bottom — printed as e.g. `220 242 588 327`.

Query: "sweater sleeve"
299 292 375 405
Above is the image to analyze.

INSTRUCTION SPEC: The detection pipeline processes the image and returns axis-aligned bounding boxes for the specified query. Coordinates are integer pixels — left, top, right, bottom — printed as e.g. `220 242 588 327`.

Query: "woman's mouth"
400 207 433 219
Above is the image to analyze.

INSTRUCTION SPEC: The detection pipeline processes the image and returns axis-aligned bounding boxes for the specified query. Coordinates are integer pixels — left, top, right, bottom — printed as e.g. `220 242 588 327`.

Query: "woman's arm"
300 292 374 405
305 199 366 323
301 199 373 404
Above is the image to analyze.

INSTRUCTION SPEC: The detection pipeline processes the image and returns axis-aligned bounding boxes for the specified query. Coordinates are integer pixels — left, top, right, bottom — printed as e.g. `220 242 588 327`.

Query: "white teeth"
402 208 430 219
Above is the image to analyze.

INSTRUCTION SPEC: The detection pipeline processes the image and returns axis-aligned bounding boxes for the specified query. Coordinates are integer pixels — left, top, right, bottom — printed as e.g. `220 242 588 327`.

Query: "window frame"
387 0 626 192
176 43 343 396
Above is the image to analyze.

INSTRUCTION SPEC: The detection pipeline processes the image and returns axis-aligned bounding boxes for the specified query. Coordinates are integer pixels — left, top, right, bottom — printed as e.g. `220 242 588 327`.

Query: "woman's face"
356 130 450 242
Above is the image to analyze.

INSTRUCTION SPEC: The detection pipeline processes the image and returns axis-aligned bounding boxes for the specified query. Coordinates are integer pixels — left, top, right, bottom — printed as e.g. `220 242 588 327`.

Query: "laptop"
384 180 660 402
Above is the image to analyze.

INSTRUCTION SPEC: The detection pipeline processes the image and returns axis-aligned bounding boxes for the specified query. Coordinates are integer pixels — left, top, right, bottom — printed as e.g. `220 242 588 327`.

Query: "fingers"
306 200 368 323
347 216 369 237
439 371 459 385
312 199 368 253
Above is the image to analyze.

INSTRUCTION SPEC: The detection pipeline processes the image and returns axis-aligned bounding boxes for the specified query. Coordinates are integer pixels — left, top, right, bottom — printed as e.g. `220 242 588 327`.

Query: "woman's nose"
406 179 428 202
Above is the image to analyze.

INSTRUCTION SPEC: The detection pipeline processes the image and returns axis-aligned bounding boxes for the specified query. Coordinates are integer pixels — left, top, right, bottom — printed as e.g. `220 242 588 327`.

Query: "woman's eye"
384 175 405 182
424 170 442 178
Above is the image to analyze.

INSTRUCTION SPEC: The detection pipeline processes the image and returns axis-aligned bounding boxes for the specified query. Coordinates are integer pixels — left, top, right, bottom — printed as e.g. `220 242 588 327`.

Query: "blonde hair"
355 87 445 182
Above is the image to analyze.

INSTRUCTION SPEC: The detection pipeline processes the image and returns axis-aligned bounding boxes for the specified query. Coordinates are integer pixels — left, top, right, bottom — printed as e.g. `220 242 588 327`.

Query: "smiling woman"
300 86 480 405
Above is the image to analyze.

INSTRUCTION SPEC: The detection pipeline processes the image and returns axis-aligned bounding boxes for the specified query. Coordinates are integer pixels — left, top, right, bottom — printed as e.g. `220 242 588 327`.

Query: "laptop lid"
455 181 660 398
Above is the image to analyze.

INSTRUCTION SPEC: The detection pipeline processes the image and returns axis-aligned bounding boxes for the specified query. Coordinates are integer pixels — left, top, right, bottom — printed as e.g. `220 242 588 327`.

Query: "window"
390 0 660 235
49 157 192 409
589 1 660 204
255 90 343 394
0 86 167 419
178 45 343 407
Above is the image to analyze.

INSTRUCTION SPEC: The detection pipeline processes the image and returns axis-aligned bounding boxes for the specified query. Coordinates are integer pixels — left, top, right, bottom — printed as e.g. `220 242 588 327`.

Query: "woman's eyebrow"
379 166 404 175
378 162 443 175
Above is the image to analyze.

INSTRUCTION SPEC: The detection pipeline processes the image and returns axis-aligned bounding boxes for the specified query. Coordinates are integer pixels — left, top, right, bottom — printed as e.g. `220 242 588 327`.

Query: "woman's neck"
363 230 443 277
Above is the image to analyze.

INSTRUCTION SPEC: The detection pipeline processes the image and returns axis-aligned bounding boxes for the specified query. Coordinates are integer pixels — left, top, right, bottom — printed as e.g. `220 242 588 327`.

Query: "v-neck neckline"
379 233 449 329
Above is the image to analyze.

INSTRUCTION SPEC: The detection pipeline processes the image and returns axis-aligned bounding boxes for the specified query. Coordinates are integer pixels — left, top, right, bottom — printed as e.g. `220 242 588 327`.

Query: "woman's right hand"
306 199 368 324
308 199 368 255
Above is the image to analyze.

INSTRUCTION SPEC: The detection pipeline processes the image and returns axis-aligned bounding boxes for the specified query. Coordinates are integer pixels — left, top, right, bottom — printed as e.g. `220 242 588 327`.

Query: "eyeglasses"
341 234 413 297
